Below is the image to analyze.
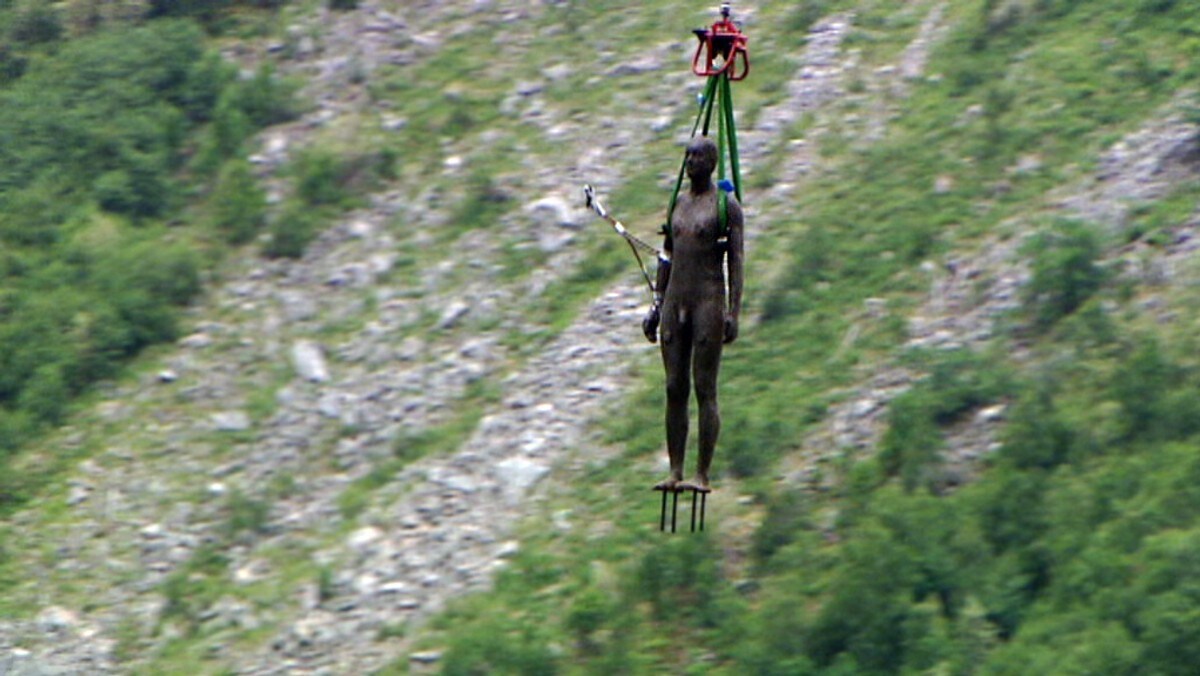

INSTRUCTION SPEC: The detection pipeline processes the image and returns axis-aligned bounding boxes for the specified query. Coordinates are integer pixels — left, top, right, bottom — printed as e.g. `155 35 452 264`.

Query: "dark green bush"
1023 219 1106 332
194 88 252 173
294 149 352 207
1140 0 1177 13
805 521 915 670
263 200 322 259
879 389 943 492
723 411 786 479
8 1 63 46
565 586 613 653
998 386 1074 470
881 350 1011 491
752 488 811 567
0 20 207 217
224 490 271 537
17 365 68 426
632 533 729 628
147 0 289 33
0 16 291 476
0 45 27 84
441 615 559 676
179 50 237 122
234 61 298 128
211 159 267 244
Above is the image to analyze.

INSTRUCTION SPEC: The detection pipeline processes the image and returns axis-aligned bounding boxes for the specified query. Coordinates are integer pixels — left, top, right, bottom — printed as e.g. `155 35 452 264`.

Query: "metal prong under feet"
654 485 711 533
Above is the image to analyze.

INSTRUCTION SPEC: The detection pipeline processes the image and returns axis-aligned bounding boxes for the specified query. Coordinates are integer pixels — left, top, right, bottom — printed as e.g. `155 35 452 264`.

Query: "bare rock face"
1057 96 1200 234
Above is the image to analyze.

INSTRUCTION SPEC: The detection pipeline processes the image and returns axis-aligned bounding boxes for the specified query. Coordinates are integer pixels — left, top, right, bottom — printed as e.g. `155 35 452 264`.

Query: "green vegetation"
405 1 1200 674
1022 218 1108 332
0 4 301 512
6 0 1200 672
210 159 268 245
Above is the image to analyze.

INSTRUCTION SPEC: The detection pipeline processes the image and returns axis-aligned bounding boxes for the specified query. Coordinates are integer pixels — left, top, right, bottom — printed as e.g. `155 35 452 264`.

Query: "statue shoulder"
720 189 743 221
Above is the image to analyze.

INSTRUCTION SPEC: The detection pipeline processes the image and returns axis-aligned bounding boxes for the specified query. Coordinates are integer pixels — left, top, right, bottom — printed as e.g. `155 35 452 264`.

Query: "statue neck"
689 177 714 195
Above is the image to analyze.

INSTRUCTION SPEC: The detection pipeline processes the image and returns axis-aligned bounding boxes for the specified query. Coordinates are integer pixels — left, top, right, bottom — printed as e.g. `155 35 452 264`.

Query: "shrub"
752 488 811 566
17 364 68 425
723 411 786 479
195 88 252 172
999 387 1074 470
448 170 512 238
441 616 559 676
224 490 270 537
147 0 286 33
317 566 335 602
211 159 267 244
234 61 298 128
0 410 31 457
8 1 64 46
633 533 727 627
1022 219 1106 332
263 200 322 259
0 43 27 84
94 239 202 308
879 389 944 493
881 351 1010 491
179 50 237 122
294 149 351 207
0 181 70 247
0 20 211 212
805 520 916 670
1139 0 1177 13
566 586 613 652
1111 338 1170 441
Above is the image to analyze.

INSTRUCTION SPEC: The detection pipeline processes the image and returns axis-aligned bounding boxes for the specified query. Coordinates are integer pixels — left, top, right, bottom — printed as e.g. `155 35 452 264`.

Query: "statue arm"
726 202 744 320
642 223 672 343
654 226 672 306
723 201 744 344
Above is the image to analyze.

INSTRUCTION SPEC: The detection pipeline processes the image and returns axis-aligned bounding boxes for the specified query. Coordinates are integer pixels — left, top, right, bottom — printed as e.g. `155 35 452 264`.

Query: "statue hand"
723 313 738 344
642 305 661 343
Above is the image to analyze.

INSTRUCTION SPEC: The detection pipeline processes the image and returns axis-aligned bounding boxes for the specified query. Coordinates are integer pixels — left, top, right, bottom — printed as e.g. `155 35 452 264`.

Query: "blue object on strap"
718 178 735 193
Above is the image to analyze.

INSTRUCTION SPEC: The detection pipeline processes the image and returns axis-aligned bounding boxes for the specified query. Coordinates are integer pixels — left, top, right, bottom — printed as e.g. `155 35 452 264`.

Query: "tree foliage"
0 11 287 488
1023 219 1107 332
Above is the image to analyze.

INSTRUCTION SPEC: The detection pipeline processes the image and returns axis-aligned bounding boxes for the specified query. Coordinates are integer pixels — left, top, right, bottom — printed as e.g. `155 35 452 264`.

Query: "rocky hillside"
4 0 1200 674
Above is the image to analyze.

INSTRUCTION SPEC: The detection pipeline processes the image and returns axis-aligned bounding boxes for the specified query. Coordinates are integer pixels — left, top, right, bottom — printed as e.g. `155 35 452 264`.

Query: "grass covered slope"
405 1 1200 674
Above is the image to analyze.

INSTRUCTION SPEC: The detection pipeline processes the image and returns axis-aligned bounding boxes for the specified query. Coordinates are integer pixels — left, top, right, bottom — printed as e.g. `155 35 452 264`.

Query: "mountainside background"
3 0 1200 673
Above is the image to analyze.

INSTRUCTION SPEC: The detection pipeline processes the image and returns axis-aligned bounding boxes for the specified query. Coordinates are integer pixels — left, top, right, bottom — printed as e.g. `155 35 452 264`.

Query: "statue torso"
667 187 729 303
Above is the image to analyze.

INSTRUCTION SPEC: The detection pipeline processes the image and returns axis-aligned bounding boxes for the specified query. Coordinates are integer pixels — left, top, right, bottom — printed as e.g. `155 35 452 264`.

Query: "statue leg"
657 311 692 489
690 306 724 491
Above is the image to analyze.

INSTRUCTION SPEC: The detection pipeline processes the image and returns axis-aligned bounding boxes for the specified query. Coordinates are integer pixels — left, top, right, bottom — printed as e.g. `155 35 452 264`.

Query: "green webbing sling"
665 71 743 238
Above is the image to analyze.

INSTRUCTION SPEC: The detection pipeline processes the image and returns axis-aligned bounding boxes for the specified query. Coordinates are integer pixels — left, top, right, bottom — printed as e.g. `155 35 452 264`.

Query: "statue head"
685 136 718 182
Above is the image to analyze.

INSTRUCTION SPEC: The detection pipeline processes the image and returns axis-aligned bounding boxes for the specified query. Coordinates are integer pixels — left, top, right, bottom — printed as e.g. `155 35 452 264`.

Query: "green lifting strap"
717 78 728 238
666 75 718 228
722 73 742 203
665 72 742 239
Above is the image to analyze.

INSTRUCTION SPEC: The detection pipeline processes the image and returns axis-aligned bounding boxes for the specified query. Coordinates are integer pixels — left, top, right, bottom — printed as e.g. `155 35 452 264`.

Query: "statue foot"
679 477 712 493
654 477 682 491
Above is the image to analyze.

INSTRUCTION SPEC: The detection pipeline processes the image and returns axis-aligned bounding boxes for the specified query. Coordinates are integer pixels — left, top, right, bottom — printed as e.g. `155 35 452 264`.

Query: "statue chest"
671 193 721 243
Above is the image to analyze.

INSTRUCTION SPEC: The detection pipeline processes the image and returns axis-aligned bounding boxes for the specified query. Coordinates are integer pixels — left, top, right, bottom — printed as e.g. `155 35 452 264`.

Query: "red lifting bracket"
691 2 750 81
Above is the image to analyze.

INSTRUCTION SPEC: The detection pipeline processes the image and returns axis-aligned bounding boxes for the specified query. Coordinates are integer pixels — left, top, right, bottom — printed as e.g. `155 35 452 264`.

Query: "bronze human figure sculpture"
643 136 744 493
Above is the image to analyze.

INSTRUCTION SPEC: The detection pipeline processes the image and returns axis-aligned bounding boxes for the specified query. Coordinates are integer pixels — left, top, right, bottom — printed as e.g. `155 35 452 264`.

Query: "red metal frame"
691 16 750 80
